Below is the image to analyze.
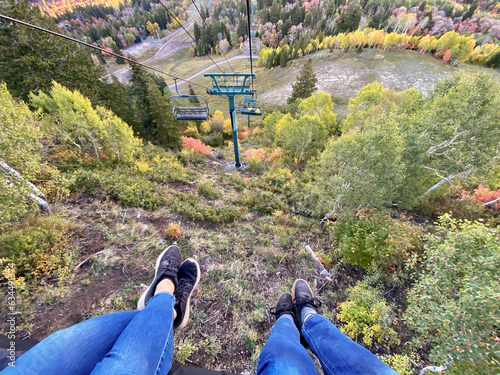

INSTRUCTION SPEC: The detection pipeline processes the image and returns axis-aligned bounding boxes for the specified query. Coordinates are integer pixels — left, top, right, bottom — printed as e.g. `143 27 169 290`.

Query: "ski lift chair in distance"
167 78 209 121
238 96 264 116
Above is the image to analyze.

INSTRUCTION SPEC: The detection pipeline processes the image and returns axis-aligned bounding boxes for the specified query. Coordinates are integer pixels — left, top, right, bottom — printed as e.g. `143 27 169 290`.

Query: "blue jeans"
257 314 399 375
1 292 175 375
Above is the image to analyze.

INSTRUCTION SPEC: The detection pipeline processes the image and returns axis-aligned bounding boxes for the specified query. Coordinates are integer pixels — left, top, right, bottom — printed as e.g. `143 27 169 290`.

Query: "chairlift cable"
0 13 209 90
158 1 225 74
190 0 235 74
245 0 255 93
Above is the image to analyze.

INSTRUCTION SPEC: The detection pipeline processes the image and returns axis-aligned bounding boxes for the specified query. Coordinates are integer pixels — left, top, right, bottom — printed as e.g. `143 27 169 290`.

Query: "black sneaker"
137 245 181 310
269 292 294 321
173 258 200 329
292 279 321 330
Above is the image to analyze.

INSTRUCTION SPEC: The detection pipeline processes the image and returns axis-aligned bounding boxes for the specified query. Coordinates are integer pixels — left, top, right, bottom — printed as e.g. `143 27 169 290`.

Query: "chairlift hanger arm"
204 73 256 96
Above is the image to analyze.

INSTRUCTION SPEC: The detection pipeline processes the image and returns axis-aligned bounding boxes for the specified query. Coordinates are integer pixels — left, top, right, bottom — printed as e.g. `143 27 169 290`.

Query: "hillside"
1 0 500 374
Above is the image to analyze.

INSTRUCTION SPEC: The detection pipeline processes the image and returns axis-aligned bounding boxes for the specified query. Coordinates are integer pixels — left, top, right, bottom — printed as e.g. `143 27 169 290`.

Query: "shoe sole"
137 246 177 310
176 258 201 330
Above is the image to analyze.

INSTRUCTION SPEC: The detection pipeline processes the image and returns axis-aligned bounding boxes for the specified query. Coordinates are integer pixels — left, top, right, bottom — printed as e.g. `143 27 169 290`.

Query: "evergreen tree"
194 22 201 42
367 12 384 29
279 47 289 67
336 4 362 33
146 82 183 148
287 58 317 104
188 84 200 104
111 41 126 64
0 0 103 102
485 50 500 68
129 63 183 147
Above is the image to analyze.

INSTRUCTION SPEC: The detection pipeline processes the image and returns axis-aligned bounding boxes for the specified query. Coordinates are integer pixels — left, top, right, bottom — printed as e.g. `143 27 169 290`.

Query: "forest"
0 0 499 373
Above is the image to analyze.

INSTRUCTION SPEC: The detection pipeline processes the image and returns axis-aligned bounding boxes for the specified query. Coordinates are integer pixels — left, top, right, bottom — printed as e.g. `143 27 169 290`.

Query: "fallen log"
304 245 332 281
0 158 51 215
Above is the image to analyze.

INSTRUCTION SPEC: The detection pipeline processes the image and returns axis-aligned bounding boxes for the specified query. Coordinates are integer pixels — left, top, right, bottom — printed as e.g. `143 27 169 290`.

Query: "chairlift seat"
167 94 209 121
238 97 264 116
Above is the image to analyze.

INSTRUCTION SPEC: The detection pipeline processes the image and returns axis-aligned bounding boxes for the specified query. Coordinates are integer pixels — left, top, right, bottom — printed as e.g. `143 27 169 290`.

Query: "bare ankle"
155 278 175 295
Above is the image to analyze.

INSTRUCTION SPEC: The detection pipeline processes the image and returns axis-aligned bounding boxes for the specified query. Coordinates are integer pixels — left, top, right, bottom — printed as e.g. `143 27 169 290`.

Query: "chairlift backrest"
167 79 210 121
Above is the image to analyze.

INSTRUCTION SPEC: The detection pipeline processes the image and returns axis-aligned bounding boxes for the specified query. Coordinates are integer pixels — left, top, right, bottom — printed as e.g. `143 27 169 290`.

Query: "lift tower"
204 73 255 168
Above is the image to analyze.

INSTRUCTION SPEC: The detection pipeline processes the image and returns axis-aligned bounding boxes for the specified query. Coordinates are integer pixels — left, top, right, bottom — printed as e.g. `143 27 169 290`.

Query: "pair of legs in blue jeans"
257 314 398 375
1 295 397 375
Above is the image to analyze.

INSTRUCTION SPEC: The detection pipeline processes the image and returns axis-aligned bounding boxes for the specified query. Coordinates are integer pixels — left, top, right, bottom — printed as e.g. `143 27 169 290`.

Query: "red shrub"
473 185 500 212
181 136 211 155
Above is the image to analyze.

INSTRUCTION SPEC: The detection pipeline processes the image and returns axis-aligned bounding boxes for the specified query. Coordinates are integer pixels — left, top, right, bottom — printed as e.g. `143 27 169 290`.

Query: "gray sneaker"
137 245 181 310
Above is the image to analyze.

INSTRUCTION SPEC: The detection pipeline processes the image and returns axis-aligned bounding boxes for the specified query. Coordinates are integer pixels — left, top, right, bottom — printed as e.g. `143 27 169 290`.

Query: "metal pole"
228 95 241 168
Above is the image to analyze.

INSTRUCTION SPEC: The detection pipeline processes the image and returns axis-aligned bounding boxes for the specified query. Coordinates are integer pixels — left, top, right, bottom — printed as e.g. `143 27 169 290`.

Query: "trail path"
106 10 198 83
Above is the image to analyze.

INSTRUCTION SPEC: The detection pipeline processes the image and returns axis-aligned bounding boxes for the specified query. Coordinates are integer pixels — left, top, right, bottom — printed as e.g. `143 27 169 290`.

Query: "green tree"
405 216 500 373
279 46 289 67
0 83 43 222
110 40 126 64
297 92 338 136
30 82 141 163
485 49 500 68
336 4 362 33
287 58 317 104
367 12 384 29
0 0 103 102
275 114 328 164
307 112 405 216
399 73 500 208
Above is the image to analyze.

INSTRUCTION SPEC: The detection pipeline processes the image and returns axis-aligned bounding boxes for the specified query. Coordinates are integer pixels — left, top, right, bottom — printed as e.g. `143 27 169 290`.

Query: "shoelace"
174 280 193 305
161 256 179 271
293 297 322 309
269 302 293 316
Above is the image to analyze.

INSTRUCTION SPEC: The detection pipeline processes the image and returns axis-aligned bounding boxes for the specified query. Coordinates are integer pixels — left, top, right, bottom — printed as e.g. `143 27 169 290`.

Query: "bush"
0 216 77 281
265 165 294 188
465 185 500 213
241 189 287 214
0 83 44 222
337 281 399 347
197 181 220 200
405 216 500 373
181 136 211 155
380 354 414 375
201 133 223 148
170 192 245 223
138 145 193 183
165 223 181 238
199 121 211 135
247 157 264 174
70 168 166 210
183 125 199 138
332 209 422 275
31 82 141 163
243 148 266 161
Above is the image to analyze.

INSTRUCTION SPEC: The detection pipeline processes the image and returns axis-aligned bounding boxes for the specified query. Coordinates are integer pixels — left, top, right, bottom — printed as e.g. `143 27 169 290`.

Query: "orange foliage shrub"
464 185 500 212
181 136 211 155
244 148 266 160
165 223 181 238
270 148 284 161
238 126 250 140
